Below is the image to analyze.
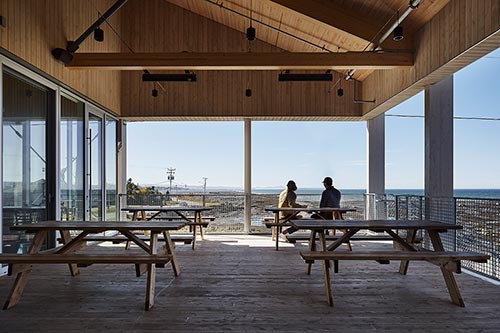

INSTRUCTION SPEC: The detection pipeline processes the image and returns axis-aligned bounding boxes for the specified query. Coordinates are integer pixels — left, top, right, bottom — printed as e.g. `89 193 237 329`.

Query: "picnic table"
122 206 213 249
292 219 490 307
264 207 356 250
0 220 186 311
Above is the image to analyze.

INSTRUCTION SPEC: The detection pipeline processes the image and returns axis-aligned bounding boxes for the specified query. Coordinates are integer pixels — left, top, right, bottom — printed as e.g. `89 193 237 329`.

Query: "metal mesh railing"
372 194 499 281
119 193 246 232
120 192 365 232
119 192 498 281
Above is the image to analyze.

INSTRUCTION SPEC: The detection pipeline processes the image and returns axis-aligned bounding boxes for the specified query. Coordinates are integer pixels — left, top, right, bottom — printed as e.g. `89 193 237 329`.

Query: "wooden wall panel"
362 0 500 118
120 0 360 120
0 0 122 114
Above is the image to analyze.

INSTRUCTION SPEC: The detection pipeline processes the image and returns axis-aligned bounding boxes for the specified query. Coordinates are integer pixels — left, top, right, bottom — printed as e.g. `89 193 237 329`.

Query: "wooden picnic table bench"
291 219 490 307
300 250 489 270
1 221 185 311
81 234 194 245
286 233 423 244
122 206 213 250
264 207 356 250
0 254 173 275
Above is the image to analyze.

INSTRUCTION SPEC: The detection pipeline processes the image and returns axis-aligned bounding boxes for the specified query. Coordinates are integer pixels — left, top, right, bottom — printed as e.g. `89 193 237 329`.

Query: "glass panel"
60 96 84 220
2 70 48 254
105 119 117 220
88 114 102 220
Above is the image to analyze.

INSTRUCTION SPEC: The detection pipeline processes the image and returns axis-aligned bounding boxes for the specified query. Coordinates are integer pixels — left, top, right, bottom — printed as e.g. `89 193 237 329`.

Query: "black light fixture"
393 25 404 41
51 48 74 65
94 27 104 42
142 73 197 82
246 0 255 41
245 88 252 97
393 11 404 41
152 88 158 97
337 87 344 97
246 26 256 41
278 73 333 82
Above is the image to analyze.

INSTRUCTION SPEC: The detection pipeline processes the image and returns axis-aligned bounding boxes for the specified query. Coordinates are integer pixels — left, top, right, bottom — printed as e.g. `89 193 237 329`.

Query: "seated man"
311 177 341 220
279 180 306 234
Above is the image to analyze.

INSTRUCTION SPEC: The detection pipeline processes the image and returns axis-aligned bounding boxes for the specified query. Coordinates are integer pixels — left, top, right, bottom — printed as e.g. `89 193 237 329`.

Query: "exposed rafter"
67 52 414 70
268 0 413 51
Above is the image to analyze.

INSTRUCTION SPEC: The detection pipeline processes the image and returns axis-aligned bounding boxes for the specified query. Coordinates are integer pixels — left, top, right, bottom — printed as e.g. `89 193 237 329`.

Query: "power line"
386 114 500 121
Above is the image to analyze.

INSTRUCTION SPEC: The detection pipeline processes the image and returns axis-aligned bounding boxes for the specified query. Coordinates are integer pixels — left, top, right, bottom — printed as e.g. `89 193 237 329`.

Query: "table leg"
163 231 180 277
398 229 417 275
428 230 465 307
3 230 47 310
126 210 139 250
145 232 158 311
59 230 80 276
198 211 205 240
306 230 317 275
192 219 197 251
273 213 279 250
275 225 281 251
319 231 333 306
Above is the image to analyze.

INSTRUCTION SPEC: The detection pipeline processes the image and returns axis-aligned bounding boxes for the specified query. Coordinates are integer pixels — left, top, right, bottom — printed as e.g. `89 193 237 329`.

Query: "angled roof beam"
269 0 413 51
66 52 414 70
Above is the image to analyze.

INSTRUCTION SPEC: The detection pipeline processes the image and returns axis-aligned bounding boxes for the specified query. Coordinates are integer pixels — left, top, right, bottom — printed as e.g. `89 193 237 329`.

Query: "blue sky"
127 49 500 190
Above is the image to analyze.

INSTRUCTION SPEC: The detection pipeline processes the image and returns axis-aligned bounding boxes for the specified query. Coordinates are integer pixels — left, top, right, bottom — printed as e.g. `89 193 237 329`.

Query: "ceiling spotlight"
51 48 74 65
245 88 252 97
246 26 255 41
94 27 104 42
337 88 344 97
152 88 158 97
393 25 404 41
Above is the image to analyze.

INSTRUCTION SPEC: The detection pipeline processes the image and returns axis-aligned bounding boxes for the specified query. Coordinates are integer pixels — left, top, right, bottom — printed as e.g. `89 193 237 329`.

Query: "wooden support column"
425 75 455 231
366 114 385 219
425 75 453 198
244 119 252 233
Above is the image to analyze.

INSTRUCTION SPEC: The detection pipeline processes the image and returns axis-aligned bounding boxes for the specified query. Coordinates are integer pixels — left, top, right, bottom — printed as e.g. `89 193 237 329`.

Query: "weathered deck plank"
0 235 498 332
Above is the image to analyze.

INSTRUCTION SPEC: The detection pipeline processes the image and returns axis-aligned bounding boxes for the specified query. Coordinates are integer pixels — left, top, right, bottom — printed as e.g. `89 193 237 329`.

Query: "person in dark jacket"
312 176 341 220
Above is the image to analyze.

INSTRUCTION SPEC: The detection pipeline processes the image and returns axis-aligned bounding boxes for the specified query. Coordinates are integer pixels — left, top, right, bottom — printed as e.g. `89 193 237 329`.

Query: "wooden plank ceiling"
165 0 450 81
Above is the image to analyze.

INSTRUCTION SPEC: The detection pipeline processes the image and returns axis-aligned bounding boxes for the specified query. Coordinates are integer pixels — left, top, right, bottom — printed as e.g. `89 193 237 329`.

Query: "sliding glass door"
2 69 54 254
60 95 84 220
88 112 103 221
105 118 117 221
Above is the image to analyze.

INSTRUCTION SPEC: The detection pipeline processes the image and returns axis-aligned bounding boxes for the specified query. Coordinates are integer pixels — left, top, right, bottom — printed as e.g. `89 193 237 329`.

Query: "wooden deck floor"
0 234 499 332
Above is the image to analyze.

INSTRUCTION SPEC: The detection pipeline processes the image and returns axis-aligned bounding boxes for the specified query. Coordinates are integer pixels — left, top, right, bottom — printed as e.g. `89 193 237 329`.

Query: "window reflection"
2 70 49 254
60 96 84 220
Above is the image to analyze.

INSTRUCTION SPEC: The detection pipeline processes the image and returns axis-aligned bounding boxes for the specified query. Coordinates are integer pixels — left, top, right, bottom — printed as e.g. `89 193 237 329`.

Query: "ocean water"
252 188 500 200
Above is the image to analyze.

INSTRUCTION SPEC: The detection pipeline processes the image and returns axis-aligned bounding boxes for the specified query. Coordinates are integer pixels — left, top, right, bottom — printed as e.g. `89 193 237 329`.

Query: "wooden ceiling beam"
67 52 413 70
268 0 413 51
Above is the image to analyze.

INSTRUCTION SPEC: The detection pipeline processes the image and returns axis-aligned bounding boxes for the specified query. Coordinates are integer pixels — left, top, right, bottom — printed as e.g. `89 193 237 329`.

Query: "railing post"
395 195 399 220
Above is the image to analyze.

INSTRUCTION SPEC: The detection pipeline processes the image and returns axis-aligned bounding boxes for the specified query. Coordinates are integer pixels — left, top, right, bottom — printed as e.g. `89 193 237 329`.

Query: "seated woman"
278 180 306 234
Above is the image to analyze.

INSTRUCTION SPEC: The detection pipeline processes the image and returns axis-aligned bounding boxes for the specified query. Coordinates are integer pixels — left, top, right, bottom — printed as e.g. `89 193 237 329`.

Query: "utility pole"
167 168 176 193
202 177 208 192
202 177 208 207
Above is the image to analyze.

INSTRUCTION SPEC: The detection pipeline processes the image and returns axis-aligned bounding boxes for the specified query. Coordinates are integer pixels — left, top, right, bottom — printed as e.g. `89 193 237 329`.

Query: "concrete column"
425 75 453 198
366 114 385 219
244 119 251 233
